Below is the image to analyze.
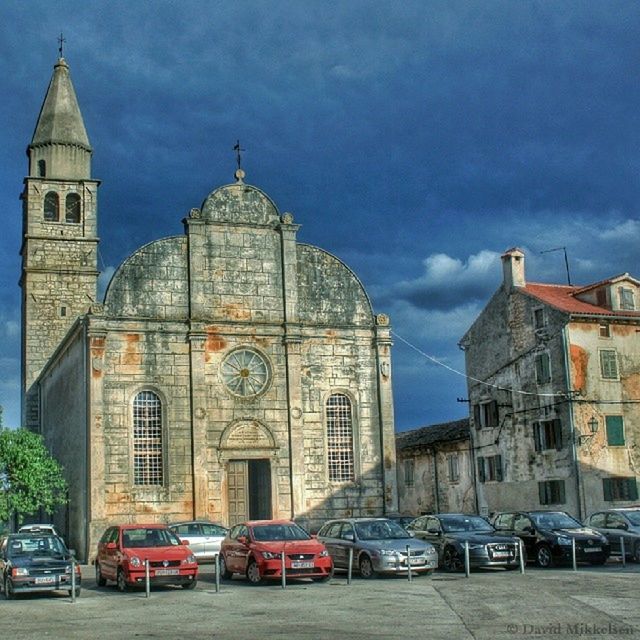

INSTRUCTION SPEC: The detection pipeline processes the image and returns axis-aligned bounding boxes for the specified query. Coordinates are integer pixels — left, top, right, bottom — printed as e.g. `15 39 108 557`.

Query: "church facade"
21 57 398 560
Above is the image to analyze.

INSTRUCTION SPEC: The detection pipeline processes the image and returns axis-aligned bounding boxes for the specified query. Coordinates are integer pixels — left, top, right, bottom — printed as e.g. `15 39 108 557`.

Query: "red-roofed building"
460 248 639 521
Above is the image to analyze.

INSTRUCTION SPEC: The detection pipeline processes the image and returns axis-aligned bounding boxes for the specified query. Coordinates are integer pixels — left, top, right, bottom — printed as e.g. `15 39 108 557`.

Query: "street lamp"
578 416 599 445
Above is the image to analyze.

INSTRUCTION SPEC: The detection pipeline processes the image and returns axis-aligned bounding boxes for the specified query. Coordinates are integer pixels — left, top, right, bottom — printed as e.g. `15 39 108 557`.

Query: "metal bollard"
519 539 525 574
70 557 76 603
214 553 220 592
464 541 470 578
620 537 626 567
571 539 577 572
145 558 150 597
281 551 286 589
406 545 412 583
347 547 353 585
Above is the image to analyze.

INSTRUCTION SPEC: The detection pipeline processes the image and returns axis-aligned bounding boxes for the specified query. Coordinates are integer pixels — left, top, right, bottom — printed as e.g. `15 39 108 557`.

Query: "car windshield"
620 511 640 526
439 516 494 533
122 528 182 548
354 520 410 540
252 523 311 541
7 535 67 558
530 512 581 530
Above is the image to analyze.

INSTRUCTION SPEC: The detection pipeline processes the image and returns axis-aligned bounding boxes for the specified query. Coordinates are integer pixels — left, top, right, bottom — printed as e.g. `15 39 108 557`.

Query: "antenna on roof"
540 246 572 286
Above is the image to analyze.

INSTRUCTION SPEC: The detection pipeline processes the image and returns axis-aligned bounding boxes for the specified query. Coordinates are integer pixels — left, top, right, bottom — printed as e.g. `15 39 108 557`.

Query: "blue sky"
0 1 638 431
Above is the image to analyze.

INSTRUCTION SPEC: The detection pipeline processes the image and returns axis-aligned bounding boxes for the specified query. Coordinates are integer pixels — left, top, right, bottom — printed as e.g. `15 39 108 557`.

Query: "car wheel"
95 562 107 587
633 542 640 564
246 559 262 585
536 544 554 568
4 578 14 600
312 566 334 582
116 568 128 592
182 579 197 589
359 554 376 579
443 546 463 572
68 587 81 598
218 554 233 580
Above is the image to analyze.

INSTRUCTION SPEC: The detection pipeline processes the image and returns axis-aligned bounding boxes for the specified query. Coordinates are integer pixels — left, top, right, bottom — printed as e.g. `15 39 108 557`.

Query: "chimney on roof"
501 248 525 291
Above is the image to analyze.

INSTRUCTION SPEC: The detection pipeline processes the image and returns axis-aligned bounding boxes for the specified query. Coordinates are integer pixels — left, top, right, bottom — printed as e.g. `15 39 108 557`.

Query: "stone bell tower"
20 55 100 426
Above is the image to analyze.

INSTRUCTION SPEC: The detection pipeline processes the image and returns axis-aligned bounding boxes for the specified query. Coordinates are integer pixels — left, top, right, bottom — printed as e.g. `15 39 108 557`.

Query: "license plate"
409 558 425 565
155 569 179 576
291 561 314 569
35 576 56 584
584 547 601 553
493 552 511 558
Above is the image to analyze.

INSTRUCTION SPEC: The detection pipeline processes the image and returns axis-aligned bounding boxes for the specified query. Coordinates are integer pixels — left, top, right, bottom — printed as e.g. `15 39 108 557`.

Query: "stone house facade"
460 248 640 520
20 57 398 560
396 419 476 515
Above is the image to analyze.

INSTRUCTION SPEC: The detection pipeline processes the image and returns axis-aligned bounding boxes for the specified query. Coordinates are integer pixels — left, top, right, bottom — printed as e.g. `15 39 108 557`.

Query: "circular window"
222 349 270 397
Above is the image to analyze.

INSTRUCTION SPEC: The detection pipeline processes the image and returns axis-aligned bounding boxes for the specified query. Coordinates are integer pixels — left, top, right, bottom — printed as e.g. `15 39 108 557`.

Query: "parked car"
317 517 438 578
0 532 81 599
168 521 228 562
386 515 417 530
94 524 198 591
493 510 610 567
585 508 640 562
219 520 333 584
18 524 60 536
406 513 520 571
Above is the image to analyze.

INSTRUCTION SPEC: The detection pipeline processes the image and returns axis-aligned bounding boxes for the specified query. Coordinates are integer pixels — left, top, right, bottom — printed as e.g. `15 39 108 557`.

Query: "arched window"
65 193 81 223
326 393 355 482
44 191 59 221
38 160 46 177
133 391 163 486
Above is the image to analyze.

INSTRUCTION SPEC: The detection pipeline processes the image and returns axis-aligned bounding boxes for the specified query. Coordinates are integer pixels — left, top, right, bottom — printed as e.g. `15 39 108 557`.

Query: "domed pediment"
200 183 280 226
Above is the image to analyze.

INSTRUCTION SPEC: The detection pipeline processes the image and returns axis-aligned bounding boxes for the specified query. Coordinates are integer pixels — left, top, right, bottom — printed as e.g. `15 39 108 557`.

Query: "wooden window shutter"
605 416 625 446
478 457 485 483
489 401 499 427
553 419 563 450
495 455 503 481
538 482 547 505
628 479 639 501
603 478 612 502
558 480 566 504
533 423 542 452
473 404 481 429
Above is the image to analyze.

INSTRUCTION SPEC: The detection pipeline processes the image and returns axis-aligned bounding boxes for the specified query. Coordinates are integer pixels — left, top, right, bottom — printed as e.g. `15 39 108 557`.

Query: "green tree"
0 428 68 525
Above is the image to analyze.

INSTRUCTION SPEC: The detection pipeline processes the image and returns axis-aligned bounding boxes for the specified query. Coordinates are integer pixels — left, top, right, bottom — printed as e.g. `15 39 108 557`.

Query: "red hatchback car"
219 520 333 584
95 524 198 591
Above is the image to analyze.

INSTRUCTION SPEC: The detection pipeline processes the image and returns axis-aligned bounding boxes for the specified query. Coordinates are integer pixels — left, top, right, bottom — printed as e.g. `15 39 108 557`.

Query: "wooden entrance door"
227 459 272 525
227 460 249 526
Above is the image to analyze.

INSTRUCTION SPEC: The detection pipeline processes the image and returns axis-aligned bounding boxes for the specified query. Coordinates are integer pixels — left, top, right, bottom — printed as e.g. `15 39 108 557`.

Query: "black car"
585 508 640 562
406 513 521 571
0 533 81 599
493 511 610 568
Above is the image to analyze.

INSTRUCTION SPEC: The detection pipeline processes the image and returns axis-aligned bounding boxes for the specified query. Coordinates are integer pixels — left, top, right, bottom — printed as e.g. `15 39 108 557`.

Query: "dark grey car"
585 508 640 562
317 518 438 578
407 514 521 571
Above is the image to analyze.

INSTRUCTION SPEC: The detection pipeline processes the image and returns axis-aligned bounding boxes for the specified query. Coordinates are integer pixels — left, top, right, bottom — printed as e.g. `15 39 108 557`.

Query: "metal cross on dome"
233 140 245 171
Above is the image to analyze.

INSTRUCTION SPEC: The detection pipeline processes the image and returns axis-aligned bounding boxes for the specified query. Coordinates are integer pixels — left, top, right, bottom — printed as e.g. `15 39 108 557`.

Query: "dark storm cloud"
1 1 638 430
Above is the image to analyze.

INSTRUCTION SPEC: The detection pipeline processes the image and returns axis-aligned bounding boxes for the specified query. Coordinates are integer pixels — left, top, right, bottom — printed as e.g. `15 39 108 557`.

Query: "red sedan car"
95 524 198 591
219 520 333 584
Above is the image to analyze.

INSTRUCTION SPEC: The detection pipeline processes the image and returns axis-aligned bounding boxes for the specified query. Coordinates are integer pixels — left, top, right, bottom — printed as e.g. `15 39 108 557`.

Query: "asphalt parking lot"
3 560 639 640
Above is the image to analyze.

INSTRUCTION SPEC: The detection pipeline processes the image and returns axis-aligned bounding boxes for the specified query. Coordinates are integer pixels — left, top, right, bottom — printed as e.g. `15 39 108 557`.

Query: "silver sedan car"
168 521 228 562
317 517 438 578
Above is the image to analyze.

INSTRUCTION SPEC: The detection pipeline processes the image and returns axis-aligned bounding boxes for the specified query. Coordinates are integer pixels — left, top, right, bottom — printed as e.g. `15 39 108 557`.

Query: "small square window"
599 324 610 338
60 306 67 317
603 477 638 502
447 454 460 482
539 480 566 505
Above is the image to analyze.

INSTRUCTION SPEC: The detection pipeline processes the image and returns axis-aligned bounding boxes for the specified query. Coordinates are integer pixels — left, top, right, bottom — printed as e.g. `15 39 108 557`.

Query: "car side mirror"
427 528 441 536
343 533 355 542
181 539 190 546
407 531 415 538
237 536 248 545
106 542 117 550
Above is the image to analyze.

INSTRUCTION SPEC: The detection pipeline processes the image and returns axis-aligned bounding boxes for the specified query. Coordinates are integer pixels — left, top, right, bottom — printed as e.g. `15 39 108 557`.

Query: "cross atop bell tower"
21 51 100 427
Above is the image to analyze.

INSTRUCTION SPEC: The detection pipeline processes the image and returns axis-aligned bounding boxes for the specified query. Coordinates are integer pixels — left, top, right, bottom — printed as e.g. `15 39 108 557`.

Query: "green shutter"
605 416 625 446
538 481 547 505
628 479 639 501
495 455 503 482
558 480 566 504
473 404 481 429
478 457 485 483
603 478 612 501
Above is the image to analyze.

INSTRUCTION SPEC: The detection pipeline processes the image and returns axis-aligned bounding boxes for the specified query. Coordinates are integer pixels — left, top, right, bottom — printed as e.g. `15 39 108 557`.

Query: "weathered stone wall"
38 325 88 558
